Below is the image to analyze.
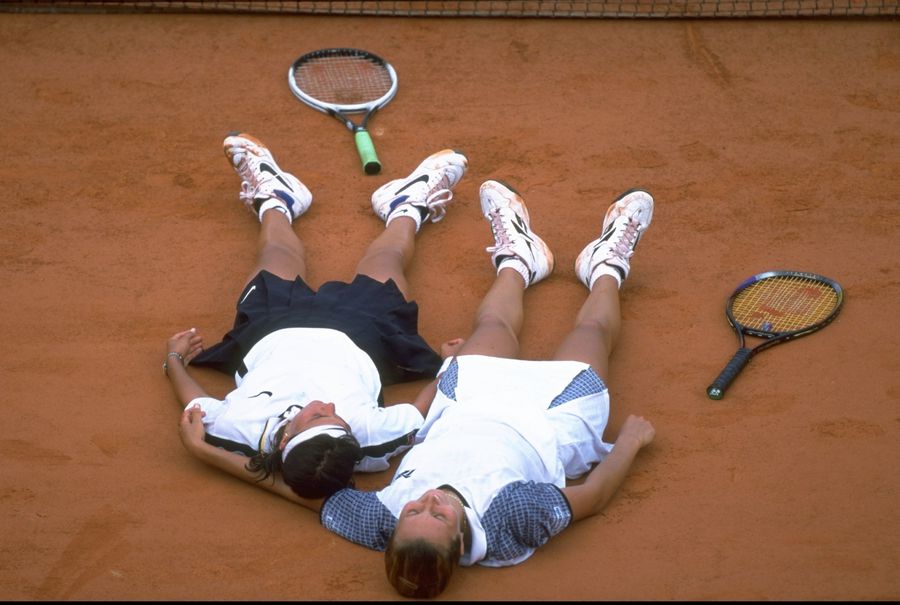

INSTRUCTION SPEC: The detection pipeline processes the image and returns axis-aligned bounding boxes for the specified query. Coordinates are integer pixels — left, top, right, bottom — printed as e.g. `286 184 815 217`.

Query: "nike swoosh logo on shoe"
394 173 430 195
260 163 294 191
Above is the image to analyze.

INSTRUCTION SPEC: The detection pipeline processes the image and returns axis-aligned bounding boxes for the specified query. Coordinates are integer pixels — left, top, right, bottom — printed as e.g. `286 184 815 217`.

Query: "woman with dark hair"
164 132 468 500
179 177 656 599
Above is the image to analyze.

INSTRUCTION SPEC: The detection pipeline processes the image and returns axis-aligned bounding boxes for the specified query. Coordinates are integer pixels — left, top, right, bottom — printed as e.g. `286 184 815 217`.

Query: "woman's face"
394 489 465 553
280 400 350 448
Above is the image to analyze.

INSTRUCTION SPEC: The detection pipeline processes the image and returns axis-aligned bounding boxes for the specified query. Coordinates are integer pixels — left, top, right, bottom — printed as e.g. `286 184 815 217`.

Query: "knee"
575 317 616 342
474 311 516 334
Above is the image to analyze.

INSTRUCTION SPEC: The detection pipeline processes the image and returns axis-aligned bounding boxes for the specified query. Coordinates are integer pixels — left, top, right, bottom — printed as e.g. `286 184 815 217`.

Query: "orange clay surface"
1 11 898 601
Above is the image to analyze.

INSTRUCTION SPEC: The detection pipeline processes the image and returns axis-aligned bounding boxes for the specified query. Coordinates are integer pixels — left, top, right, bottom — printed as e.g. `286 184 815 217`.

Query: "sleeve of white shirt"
185 396 226 427
353 403 424 473
437 355 455 375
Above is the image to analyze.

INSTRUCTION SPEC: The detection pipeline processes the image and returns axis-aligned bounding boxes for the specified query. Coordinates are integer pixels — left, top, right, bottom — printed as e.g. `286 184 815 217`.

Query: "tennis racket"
288 48 398 175
707 270 843 400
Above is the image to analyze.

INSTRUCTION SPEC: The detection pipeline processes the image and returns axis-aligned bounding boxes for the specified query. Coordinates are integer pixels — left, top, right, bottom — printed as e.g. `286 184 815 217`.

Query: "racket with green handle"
288 48 398 175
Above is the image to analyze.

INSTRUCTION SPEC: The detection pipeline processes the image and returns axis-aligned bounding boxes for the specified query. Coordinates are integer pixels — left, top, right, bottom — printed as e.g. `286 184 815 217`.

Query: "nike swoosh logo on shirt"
239 285 257 304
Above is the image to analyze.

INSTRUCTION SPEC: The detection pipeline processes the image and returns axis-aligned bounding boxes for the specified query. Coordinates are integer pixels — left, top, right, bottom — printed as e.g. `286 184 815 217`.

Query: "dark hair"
246 425 362 499
281 433 362 499
384 533 462 599
246 423 289 481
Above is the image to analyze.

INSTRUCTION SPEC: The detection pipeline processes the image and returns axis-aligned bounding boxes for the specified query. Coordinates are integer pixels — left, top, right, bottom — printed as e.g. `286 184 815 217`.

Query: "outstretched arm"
561 414 655 522
164 328 210 405
179 405 324 513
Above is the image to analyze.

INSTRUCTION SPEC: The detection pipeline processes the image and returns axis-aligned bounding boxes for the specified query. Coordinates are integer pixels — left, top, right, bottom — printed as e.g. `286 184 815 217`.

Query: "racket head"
287 47 398 115
725 270 844 342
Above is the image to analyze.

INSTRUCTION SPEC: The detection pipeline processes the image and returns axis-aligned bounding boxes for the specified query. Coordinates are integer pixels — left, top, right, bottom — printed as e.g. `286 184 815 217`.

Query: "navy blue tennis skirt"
191 270 442 388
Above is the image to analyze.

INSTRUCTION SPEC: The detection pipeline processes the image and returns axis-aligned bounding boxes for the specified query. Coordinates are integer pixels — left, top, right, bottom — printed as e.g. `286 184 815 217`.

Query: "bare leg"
243 209 307 287
565 188 654 382
353 216 418 299
551 275 621 383
451 179 555 360
455 268 526 360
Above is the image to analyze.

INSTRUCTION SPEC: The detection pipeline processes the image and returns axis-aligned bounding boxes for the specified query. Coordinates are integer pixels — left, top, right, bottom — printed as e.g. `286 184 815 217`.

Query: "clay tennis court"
2 1 898 600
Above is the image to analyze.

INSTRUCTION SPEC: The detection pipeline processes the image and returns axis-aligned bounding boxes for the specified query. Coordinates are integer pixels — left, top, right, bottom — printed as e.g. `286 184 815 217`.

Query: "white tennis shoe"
223 132 312 223
575 189 654 290
371 149 468 232
480 180 554 287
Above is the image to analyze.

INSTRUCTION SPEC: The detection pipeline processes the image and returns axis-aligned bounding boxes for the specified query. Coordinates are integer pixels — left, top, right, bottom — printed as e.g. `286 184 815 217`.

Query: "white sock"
497 258 531 288
385 205 424 232
258 199 292 223
589 264 624 290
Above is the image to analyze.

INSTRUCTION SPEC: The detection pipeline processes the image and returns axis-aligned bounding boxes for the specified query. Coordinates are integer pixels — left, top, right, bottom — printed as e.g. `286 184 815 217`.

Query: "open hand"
166 328 205 365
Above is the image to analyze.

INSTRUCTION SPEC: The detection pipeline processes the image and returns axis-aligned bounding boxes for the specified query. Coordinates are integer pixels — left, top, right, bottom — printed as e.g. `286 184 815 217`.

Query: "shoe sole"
530 233 555 278
223 132 272 160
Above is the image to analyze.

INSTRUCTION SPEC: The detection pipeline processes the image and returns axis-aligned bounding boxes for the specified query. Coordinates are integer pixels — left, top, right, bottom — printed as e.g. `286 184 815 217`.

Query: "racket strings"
294 56 393 105
732 275 839 333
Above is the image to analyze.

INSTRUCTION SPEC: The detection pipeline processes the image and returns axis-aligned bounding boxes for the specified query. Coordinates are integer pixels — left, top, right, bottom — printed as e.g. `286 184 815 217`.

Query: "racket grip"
707 347 754 400
354 130 381 175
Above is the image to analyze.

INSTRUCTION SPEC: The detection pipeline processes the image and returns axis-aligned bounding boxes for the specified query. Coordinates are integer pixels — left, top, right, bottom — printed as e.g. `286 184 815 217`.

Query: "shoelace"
424 188 453 223
485 208 514 254
606 217 642 259
231 148 274 204
422 168 458 223
238 180 257 204
231 151 263 204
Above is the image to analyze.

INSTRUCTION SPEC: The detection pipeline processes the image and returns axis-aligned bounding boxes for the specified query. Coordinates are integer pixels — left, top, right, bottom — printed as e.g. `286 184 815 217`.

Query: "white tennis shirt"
321 354 614 566
187 327 425 471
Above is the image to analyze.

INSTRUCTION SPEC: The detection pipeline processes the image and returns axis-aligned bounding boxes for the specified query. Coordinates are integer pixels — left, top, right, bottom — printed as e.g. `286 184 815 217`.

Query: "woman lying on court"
164 132 468 500
178 180 657 598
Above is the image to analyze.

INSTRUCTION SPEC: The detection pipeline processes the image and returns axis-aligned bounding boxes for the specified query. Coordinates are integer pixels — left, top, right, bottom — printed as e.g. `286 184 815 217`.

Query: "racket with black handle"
288 48 398 175
707 270 844 400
